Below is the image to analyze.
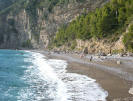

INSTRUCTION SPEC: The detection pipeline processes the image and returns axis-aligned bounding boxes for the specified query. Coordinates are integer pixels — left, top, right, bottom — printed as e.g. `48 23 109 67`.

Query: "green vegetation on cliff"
123 24 133 52
54 0 133 51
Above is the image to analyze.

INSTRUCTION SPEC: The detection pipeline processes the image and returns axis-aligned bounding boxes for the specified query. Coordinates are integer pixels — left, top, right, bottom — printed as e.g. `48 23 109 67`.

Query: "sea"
0 50 108 101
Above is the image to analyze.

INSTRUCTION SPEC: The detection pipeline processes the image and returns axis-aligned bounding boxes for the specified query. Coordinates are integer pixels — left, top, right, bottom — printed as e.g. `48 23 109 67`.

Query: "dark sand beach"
40 51 133 101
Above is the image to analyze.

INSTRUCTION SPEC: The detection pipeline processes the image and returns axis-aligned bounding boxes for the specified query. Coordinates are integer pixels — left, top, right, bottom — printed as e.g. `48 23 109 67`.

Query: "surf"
0 50 108 101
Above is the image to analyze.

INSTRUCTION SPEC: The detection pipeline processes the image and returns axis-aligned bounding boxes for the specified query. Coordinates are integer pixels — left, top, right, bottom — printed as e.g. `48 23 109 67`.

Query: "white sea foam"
18 51 68 101
19 51 108 101
31 52 68 101
47 59 108 101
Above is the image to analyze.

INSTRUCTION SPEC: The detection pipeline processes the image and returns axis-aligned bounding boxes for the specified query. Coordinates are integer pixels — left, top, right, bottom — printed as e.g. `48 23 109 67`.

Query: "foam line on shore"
22 51 108 101
47 59 108 101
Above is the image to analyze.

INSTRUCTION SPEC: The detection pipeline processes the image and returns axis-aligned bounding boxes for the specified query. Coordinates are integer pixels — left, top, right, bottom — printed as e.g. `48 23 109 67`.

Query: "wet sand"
40 51 133 101
67 62 132 101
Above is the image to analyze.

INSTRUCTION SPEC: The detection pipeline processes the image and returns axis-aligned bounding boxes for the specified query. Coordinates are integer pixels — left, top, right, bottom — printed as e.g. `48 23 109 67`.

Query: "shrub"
123 24 133 52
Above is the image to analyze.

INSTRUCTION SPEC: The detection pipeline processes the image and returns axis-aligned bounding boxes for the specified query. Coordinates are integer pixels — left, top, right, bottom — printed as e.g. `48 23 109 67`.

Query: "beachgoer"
90 56 93 61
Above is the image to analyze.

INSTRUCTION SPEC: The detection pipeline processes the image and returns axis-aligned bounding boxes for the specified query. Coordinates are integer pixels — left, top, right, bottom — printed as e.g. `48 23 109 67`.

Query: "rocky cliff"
0 0 108 49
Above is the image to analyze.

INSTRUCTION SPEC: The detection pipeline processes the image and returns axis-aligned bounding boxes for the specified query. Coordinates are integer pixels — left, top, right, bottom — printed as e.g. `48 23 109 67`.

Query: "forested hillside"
0 0 107 49
54 0 133 52
0 0 132 52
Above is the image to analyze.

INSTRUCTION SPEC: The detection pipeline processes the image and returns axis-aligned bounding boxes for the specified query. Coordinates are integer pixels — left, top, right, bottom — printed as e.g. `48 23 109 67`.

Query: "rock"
120 53 129 57
118 53 124 57
117 60 121 64
127 52 133 57
54 50 60 54
83 47 88 54
129 87 133 95
95 56 100 59
102 56 107 59
107 54 112 56
99 52 107 56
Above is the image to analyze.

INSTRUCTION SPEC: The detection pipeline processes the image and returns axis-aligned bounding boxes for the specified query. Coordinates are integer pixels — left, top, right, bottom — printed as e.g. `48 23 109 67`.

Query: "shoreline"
28 50 133 100
39 50 133 101
67 62 132 101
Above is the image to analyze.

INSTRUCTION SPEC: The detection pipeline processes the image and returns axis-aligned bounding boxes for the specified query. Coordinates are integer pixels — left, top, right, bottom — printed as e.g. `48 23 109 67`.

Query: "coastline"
67 62 132 101
38 50 133 100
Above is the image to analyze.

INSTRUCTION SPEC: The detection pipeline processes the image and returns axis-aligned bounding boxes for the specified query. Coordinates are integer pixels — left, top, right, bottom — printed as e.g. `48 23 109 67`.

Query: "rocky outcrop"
0 9 38 49
76 37 126 54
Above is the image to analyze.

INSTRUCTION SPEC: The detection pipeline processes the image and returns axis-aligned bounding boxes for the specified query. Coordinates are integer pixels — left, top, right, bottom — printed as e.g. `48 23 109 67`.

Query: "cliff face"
76 38 125 54
0 0 108 49
0 10 34 48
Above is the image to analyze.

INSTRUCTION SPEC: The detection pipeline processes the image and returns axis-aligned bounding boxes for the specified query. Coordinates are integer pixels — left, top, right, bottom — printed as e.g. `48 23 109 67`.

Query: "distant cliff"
0 0 108 49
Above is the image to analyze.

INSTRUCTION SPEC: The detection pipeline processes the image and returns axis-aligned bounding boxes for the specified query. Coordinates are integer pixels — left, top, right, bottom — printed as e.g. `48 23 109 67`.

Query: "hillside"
0 0 132 54
53 0 133 53
0 0 108 49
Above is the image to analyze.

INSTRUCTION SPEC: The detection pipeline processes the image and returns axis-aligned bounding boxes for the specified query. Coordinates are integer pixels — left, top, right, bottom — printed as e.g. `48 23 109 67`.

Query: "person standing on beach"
90 56 93 61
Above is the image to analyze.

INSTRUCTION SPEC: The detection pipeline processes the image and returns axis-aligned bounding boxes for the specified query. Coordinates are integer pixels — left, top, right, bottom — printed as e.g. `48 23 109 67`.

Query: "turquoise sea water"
0 50 29 100
0 50 63 101
0 50 107 101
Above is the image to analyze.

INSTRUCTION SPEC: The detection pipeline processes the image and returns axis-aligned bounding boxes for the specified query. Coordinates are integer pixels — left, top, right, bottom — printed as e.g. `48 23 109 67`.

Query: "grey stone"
117 60 121 65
